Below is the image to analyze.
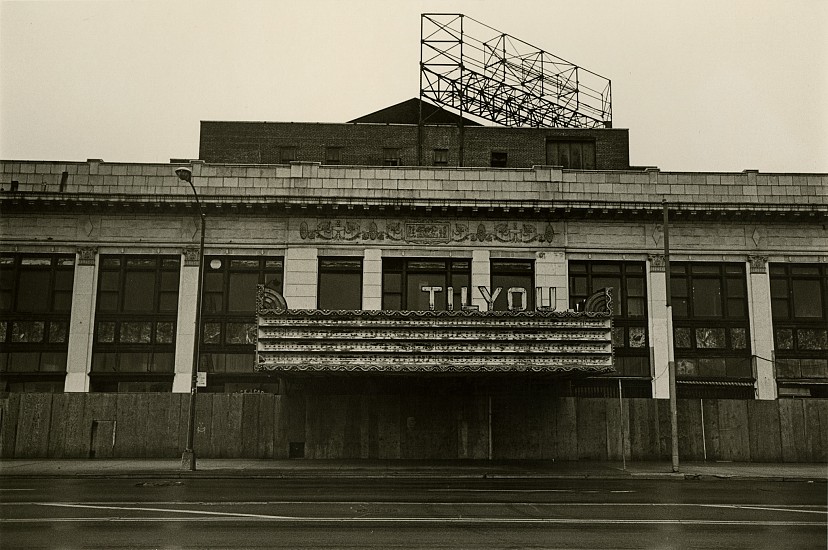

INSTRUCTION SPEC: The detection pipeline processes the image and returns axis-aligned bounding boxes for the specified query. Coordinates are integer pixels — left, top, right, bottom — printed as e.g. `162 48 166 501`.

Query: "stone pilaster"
283 247 318 309
648 255 671 398
534 251 569 311
471 250 491 311
64 247 98 392
173 251 200 393
747 256 776 399
362 248 383 310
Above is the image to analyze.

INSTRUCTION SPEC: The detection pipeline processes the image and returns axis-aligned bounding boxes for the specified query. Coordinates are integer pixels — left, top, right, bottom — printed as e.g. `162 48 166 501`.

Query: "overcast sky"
2 0 826 173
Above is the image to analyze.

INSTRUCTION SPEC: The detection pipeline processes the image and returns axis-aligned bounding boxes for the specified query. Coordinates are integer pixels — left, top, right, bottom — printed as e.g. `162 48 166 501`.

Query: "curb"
1 471 823 482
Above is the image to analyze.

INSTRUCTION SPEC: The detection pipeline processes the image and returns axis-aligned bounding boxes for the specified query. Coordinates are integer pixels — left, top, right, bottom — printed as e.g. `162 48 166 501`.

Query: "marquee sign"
255 286 614 375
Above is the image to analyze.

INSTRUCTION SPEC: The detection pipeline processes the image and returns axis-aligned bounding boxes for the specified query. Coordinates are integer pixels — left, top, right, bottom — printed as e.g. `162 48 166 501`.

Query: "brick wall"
198 121 630 170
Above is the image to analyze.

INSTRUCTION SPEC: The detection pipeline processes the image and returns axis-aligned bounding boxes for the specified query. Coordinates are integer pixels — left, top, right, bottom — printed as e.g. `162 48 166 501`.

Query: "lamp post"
663 199 679 473
176 166 205 471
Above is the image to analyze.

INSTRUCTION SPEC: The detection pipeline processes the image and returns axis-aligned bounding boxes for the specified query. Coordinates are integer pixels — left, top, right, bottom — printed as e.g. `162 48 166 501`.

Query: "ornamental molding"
748 255 768 274
648 254 666 272
76 247 97 266
297 219 555 245
183 247 200 266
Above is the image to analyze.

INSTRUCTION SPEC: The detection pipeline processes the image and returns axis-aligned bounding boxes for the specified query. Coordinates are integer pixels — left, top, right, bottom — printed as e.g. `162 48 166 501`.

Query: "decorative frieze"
298 219 555 245
76 247 97 266
748 255 768 274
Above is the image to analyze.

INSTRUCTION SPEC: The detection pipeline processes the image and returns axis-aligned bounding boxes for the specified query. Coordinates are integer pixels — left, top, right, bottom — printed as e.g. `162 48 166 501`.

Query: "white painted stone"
64 260 97 392
648 268 671 398
362 248 383 310
173 259 199 393
284 247 318 309
471 250 490 311
748 264 777 399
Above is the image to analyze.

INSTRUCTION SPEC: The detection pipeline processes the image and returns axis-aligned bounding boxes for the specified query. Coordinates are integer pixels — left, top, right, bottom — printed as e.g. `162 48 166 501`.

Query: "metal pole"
663 199 679 472
182 179 205 471
618 378 625 471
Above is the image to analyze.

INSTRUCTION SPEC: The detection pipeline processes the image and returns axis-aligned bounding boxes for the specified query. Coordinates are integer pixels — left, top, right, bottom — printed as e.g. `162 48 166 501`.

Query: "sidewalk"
1 459 825 481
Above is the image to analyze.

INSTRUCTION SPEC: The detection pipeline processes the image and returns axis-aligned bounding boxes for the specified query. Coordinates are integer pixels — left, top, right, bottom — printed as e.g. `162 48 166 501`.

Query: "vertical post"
458 14 465 167
178 168 205 472
417 15 424 166
488 395 493 460
618 378 626 471
663 200 679 472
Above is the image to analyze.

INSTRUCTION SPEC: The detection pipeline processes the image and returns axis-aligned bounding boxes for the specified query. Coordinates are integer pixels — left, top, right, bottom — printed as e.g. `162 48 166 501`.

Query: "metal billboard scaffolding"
420 13 612 129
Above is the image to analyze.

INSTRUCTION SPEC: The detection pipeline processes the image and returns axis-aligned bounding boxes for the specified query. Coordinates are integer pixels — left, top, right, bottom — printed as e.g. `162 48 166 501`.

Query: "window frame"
490 151 508 168
433 148 448 166
490 259 535 311
546 139 597 170
382 148 401 166
279 146 297 164
669 262 752 382
0 253 75 391
199 256 284 383
770 263 828 385
318 257 363 310
91 254 181 382
382 258 471 311
325 146 342 165
568 260 650 379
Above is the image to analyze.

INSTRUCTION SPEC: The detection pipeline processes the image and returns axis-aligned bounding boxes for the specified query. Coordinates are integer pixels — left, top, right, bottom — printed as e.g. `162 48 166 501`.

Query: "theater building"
1 100 827 460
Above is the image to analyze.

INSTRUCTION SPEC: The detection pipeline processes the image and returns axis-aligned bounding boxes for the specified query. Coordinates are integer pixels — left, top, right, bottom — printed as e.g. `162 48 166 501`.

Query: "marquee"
255 287 614 374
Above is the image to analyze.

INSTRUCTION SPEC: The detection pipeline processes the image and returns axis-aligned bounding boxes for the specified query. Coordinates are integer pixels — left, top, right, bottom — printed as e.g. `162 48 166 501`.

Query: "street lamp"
176 166 205 471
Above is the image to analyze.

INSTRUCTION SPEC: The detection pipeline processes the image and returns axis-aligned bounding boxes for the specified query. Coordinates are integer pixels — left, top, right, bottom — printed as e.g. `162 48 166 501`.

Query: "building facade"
1 113 827 458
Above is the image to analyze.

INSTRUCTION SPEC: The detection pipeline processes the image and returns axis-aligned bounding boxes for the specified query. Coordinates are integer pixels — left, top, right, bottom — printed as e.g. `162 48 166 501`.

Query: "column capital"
648 254 666 272
183 247 200 267
76 247 97 266
748 255 768 274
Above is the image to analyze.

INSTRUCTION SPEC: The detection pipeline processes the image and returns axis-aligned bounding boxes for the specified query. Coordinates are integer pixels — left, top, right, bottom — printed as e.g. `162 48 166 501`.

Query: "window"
569 261 650 384
200 256 283 393
279 146 297 164
318 257 362 310
325 147 342 165
382 259 470 311
433 148 448 166
670 263 752 397
490 151 508 168
90 255 180 392
0 254 75 392
770 263 828 397
490 260 534 311
383 148 400 166
546 140 596 169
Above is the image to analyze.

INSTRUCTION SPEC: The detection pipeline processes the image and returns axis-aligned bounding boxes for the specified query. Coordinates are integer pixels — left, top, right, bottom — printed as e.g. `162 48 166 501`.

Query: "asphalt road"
1 477 825 549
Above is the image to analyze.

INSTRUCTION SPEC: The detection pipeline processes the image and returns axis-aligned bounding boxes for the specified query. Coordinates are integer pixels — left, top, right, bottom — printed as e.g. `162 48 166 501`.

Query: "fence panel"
577 398 607 460
677 399 704 460
15 394 52 458
747 400 782 462
778 399 806 462
0 393 824 461
803 400 827 462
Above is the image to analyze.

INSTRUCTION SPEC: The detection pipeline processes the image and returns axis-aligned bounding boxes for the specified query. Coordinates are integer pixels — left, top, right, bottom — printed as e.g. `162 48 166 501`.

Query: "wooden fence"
1 393 826 462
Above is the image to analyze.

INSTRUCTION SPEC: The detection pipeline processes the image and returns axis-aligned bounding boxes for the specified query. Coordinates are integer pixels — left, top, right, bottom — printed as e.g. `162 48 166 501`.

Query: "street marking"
36 503 293 520
428 489 580 493
700 504 828 515
3 501 824 510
